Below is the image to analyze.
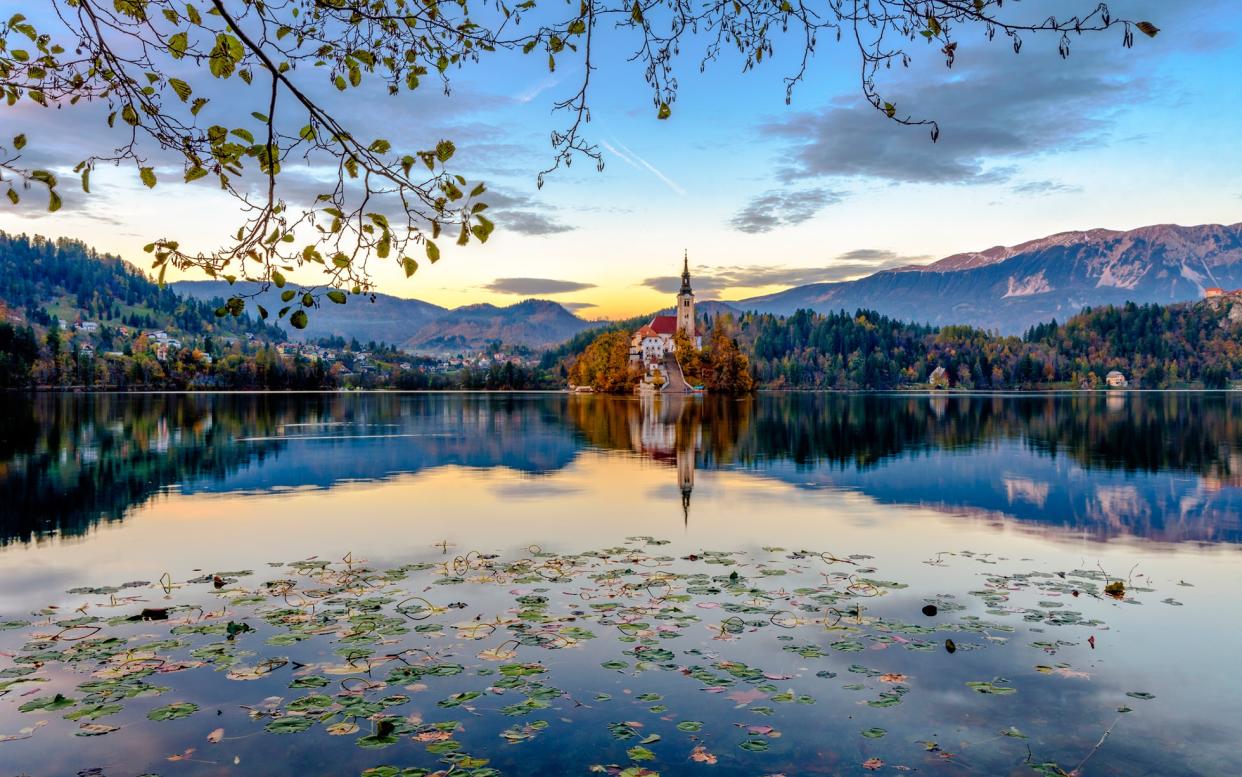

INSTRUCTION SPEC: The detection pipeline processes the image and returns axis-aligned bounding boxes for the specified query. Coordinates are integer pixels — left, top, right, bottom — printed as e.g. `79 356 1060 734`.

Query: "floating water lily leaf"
147 702 199 721
0 541 1172 775
19 693 76 713
966 681 1017 695
627 745 656 761
65 703 123 721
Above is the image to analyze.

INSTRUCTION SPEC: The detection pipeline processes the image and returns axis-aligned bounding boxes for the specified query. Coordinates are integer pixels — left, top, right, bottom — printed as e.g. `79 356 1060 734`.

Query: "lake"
1 392 1239 776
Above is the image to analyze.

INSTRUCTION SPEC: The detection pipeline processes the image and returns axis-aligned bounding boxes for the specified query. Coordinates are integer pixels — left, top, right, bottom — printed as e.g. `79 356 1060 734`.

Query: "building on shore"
630 253 702 391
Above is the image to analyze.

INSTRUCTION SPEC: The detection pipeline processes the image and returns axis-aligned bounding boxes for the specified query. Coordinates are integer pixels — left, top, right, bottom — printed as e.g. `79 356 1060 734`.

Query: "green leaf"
657 102 671 120
289 310 308 329
470 214 495 243
402 257 418 278
12 134 26 150
139 167 157 188
169 77 192 101
326 290 347 304
425 241 440 263
48 190 62 212
626 745 655 762
209 33 243 79
435 140 455 162
147 702 198 721
184 166 208 182
168 31 189 59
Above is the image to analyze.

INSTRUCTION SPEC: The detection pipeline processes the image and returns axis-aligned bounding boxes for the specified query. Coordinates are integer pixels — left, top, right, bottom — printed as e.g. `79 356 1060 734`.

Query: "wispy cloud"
640 250 929 295
484 277 596 295
515 76 561 104
602 139 686 196
729 188 846 233
1011 180 1083 196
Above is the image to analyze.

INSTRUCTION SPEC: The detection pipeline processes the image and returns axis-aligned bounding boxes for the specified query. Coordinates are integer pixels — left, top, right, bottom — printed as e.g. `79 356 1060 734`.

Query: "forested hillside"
737 299 1242 389
555 297 1242 392
0 233 284 338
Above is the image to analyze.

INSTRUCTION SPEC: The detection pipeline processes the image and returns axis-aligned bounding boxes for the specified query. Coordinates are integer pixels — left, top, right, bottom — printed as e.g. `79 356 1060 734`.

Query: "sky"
3 1 1241 319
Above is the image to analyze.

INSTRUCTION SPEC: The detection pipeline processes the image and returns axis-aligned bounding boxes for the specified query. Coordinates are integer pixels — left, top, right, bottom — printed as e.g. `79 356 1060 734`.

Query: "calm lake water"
1 392 1240 776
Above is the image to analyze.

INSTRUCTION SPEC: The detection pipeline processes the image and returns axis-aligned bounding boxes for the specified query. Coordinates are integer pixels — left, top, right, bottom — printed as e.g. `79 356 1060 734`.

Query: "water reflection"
2 391 1241 545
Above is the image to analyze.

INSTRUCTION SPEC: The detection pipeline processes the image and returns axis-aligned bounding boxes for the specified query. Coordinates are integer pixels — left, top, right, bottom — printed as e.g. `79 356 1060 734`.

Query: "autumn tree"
702 317 754 394
569 329 639 393
2 3 1157 326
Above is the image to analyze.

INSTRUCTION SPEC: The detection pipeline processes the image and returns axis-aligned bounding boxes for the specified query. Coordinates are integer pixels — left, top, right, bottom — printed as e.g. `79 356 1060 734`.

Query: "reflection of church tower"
677 432 695 526
676 251 695 339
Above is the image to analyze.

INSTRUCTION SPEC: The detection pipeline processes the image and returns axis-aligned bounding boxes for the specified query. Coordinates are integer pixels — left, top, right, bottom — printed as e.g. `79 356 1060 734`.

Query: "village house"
630 254 702 371
1105 370 1128 388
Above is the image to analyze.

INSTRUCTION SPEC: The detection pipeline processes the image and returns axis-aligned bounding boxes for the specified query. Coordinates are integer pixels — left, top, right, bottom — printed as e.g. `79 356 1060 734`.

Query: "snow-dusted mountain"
740 223 1242 333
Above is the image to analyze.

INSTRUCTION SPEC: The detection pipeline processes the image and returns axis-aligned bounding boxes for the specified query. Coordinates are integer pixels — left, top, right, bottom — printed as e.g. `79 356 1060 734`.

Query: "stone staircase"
660 353 692 393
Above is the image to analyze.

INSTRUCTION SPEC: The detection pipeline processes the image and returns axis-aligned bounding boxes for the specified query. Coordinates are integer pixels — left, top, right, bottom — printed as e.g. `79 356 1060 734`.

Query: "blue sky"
3 1 1240 318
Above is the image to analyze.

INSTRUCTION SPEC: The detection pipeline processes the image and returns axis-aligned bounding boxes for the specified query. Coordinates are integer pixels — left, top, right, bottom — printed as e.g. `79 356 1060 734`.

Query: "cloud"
762 43 1146 186
558 301 598 312
1011 180 1084 196
640 250 928 294
500 211 574 235
482 189 575 235
729 188 846 233
485 277 596 295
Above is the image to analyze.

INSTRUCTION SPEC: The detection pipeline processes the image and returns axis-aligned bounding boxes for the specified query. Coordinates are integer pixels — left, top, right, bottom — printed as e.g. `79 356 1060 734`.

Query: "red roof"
649 315 678 335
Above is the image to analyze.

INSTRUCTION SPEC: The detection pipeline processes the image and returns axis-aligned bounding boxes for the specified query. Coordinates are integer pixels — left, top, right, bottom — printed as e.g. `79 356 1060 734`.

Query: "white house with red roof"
630 254 702 373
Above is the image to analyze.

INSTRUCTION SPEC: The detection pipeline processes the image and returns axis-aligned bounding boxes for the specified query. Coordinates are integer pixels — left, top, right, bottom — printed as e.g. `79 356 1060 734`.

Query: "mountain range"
173 280 594 351
16 221 1242 351
737 223 1242 333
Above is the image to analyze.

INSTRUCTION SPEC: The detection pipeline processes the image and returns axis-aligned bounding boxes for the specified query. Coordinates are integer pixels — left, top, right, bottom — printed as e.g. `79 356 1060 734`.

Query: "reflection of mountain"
753 442 1242 543
4 392 1242 546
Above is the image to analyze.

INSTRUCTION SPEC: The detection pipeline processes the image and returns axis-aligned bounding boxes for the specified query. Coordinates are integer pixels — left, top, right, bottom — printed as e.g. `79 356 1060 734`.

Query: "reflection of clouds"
1003 476 1050 508
490 480 583 500
1090 485 1150 527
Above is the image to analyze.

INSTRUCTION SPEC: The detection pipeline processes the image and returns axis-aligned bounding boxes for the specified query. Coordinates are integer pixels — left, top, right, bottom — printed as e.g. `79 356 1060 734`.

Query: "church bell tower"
676 251 695 339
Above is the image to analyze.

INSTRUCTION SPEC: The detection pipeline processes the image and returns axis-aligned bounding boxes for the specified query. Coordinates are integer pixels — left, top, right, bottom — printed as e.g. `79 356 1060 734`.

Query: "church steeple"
676 251 695 339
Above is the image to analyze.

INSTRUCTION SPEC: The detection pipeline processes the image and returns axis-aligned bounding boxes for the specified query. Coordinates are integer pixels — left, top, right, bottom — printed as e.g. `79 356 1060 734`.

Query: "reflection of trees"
0 393 578 545
563 392 1242 481
0 394 285 545
6 392 1242 546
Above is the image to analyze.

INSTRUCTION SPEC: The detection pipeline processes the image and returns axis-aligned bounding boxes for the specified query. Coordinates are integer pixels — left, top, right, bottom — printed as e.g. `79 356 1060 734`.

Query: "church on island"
630 253 702 393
